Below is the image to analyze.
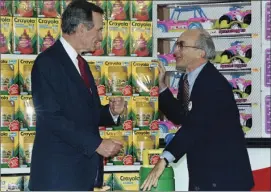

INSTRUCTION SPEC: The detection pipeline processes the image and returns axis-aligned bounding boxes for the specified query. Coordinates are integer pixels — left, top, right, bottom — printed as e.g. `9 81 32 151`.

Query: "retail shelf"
1 168 29 175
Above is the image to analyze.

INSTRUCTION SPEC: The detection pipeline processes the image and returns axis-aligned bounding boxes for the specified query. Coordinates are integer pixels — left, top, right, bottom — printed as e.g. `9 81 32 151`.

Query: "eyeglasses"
174 40 202 50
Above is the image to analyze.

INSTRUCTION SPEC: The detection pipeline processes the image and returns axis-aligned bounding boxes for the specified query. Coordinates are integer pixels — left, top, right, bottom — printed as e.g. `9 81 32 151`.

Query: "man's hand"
154 60 167 91
96 139 123 157
140 159 167 191
109 97 125 116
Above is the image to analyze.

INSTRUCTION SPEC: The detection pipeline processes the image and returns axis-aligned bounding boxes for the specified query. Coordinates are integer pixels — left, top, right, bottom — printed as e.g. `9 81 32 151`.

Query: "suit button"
212 183 217 187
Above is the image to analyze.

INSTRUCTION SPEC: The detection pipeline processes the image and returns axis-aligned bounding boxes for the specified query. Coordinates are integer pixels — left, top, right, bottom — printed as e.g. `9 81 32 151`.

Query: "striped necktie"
183 74 189 113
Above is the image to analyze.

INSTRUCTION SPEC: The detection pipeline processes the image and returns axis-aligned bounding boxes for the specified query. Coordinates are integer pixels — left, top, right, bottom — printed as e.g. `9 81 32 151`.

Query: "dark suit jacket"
159 62 254 191
29 40 116 191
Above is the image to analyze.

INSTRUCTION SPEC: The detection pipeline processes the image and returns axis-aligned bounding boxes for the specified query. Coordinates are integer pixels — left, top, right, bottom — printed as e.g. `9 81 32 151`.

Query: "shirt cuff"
109 108 119 124
159 87 167 94
161 151 175 163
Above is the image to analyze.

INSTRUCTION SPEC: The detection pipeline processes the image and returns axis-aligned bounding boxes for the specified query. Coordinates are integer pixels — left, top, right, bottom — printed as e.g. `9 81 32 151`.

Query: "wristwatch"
160 156 169 167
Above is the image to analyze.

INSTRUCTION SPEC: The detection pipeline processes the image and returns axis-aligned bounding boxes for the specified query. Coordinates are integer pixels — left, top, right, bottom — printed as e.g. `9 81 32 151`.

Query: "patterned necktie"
77 54 92 94
183 73 189 112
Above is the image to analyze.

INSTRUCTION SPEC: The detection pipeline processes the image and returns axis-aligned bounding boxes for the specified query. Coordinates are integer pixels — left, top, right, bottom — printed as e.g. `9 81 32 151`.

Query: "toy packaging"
0 95 20 131
87 60 105 95
18 59 34 95
102 61 132 96
13 0 36 17
0 16 13 54
92 0 107 19
131 1 152 21
130 21 152 57
61 0 72 14
100 130 133 165
0 0 12 16
37 18 61 53
108 0 129 20
18 95 36 131
38 0 61 18
159 120 179 139
23 175 30 191
1 131 19 168
238 105 252 134
100 96 133 130
131 61 159 96
1 176 23 191
132 130 159 164
131 96 159 130
142 149 163 166
108 20 130 56
164 71 183 97
19 131 35 167
1 59 19 95
13 17 37 54
94 173 113 191
113 172 139 191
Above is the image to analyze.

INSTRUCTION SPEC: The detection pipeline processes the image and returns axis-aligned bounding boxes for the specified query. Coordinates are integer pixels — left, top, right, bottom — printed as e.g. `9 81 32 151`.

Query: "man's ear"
76 23 85 34
200 50 206 58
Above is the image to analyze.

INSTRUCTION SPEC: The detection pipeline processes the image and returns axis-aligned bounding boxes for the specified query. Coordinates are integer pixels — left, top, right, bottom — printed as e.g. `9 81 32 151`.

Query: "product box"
13 17 37 54
132 130 159 164
1 176 23 191
18 59 34 95
92 0 107 19
107 20 130 56
0 16 13 54
1 59 19 95
113 172 139 191
94 173 113 191
87 60 105 95
102 61 132 96
100 130 133 165
19 131 35 167
131 1 152 21
24 175 30 191
37 0 61 18
61 0 72 14
108 0 129 20
100 96 133 130
13 0 37 17
37 18 61 53
0 0 12 16
0 95 20 131
18 95 36 131
142 149 163 166
1 131 19 168
130 21 152 57
131 61 159 96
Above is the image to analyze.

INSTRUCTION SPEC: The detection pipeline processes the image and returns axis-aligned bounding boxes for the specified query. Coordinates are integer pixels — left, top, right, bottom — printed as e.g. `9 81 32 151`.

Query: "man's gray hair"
195 29 216 60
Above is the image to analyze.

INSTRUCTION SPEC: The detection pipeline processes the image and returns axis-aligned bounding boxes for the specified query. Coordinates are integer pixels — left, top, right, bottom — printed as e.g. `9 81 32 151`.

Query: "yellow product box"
61 0 72 14
102 61 132 96
87 60 105 95
13 17 37 54
132 130 159 164
107 0 129 20
113 172 139 191
131 61 159 96
0 95 20 131
37 0 61 18
0 16 13 54
1 59 19 95
100 130 133 165
18 59 34 95
13 0 37 17
131 1 152 21
131 96 159 130
19 131 35 167
94 173 113 191
1 176 23 191
18 95 36 131
100 96 133 130
24 175 30 191
92 0 107 20
130 21 152 57
0 131 19 168
0 1 12 16
142 149 163 166
37 18 61 53
107 20 130 56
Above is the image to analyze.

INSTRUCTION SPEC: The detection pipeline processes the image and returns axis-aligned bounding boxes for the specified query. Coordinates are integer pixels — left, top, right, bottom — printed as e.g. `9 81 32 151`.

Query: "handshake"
96 139 123 157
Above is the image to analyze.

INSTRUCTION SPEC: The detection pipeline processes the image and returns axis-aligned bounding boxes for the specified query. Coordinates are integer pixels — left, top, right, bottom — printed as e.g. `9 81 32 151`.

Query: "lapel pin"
188 101 192 111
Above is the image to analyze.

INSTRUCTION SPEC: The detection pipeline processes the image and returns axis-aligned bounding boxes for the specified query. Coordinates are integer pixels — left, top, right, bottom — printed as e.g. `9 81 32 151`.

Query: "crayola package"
13 0 36 17
108 20 130 56
23 175 30 191
92 0 107 19
18 95 36 131
132 130 159 164
37 18 61 53
61 0 72 14
38 0 61 18
0 0 12 16
102 61 132 96
108 0 129 20
94 173 113 191
131 96 159 130
100 96 133 130
1 176 23 191
113 172 139 191
18 59 34 95
88 60 105 95
19 131 35 167
1 59 19 95
131 21 152 57
1 131 19 168
1 95 20 131
100 130 133 165
132 61 159 96
0 16 12 54
131 1 152 21
13 17 37 54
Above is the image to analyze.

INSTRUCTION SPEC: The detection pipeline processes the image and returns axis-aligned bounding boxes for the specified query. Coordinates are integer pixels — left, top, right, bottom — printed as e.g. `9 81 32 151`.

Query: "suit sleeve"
31 56 102 158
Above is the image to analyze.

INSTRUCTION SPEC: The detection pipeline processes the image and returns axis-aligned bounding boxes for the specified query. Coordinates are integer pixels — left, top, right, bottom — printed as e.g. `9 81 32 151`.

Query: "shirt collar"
184 63 207 86
60 37 78 63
